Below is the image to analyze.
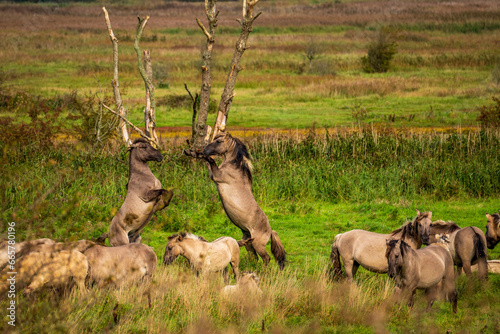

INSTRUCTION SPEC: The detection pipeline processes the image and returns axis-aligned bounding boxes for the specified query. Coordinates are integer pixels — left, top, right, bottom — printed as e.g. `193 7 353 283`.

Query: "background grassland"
0 0 499 130
2 0 500 333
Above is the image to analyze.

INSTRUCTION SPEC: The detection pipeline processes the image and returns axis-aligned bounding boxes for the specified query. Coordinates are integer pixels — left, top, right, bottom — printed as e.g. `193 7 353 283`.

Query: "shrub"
361 27 398 73
476 96 500 128
153 62 170 88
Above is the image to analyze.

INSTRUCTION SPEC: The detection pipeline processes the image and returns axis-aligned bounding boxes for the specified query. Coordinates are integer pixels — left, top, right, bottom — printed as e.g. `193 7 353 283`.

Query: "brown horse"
427 220 488 280
163 232 253 283
202 132 286 270
485 213 500 249
330 211 432 281
386 239 457 313
98 138 173 246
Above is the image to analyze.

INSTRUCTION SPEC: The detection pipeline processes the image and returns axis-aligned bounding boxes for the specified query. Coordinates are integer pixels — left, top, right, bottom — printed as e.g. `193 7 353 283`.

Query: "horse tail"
271 230 286 270
472 228 488 280
330 234 343 279
238 238 254 247
94 233 108 245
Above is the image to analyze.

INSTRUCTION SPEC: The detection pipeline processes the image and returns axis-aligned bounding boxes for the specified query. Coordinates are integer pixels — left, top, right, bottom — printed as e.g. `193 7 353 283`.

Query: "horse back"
339 230 391 273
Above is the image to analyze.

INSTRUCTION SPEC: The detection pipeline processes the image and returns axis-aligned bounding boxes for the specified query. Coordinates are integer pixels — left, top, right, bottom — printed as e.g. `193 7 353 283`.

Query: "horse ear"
386 239 391 246
416 210 421 215
178 235 183 241
428 211 432 218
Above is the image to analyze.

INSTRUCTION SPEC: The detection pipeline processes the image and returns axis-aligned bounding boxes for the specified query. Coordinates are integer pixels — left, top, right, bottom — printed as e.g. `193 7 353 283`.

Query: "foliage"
361 27 399 73
153 62 170 89
476 97 500 128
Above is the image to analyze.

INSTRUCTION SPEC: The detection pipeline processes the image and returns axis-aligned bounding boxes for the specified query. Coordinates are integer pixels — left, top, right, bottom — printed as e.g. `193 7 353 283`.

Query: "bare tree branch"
212 0 262 140
188 0 218 155
102 104 154 145
102 7 131 147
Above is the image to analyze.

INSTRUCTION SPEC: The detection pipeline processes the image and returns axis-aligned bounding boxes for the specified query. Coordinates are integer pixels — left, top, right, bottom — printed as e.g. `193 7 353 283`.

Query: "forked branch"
102 7 159 148
186 0 262 155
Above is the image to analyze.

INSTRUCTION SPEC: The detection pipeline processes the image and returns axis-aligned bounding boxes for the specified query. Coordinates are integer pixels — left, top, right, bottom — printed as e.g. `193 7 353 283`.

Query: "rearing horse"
202 132 286 270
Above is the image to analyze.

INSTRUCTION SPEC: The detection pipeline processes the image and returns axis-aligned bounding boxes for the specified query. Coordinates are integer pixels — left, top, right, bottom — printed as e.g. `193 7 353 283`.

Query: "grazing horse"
163 232 253 283
426 220 488 280
202 132 286 270
485 213 500 249
98 138 173 246
385 239 457 313
330 211 432 281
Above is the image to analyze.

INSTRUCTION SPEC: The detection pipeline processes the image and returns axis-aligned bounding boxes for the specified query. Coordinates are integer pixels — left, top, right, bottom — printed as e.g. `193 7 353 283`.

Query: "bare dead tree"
102 7 159 148
185 0 262 157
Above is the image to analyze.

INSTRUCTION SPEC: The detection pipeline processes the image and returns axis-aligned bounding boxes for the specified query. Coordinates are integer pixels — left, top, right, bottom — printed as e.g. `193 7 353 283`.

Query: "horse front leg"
204 157 224 182
222 268 229 285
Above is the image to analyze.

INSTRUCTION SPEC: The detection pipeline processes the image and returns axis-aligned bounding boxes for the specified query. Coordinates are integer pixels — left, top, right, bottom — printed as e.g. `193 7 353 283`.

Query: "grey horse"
98 138 173 246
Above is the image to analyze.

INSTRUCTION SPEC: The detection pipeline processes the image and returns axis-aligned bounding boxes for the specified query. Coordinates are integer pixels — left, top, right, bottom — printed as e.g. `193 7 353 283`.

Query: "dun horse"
385 239 458 313
98 138 173 246
202 133 286 270
163 232 253 283
485 213 500 249
426 220 488 280
330 211 432 281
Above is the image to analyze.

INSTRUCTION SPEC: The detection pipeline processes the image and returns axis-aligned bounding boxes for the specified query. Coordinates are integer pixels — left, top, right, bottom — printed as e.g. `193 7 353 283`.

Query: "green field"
2 0 500 333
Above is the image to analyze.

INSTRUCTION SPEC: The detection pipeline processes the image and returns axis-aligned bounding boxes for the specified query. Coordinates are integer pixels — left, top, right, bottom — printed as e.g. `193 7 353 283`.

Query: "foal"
163 232 253 283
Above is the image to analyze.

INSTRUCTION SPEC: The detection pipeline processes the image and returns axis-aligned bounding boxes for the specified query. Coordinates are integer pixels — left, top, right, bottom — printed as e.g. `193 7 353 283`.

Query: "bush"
361 27 398 73
153 63 170 88
477 96 500 128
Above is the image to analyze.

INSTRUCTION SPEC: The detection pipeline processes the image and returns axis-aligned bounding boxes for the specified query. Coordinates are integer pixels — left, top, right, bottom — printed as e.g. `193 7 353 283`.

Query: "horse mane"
167 232 208 242
491 213 500 224
386 238 411 257
431 220 461 233
227 133 253 184
390 220 416 239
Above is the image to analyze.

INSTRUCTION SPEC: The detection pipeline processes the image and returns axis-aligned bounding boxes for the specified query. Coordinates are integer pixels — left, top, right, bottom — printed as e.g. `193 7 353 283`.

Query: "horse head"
163 233 184 265
486 213 500 249
130 138 163 163
415 210 432 245
203 133 231 157
386 239 405 279
203 132 253 182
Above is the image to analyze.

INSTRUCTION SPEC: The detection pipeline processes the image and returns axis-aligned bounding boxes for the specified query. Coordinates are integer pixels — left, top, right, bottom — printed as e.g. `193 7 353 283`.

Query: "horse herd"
2 133 500 313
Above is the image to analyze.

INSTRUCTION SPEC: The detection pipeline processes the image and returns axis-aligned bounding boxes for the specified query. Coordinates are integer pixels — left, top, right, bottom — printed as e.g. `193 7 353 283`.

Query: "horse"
202 132 286 270
385 239 457 313
98 138 173 246
0 238 56 270
0 250 88 296
485 213 500 249
222 271 262 297
163 232 253 283
426 220 488 280
83 242 157 287
330 210 432 281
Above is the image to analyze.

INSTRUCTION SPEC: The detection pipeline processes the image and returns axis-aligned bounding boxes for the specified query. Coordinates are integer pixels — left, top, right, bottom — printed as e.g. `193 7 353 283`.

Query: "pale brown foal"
163 232 252 283
202 133 286 270
330 211 432 281
386 239 457 313
427 220 488 280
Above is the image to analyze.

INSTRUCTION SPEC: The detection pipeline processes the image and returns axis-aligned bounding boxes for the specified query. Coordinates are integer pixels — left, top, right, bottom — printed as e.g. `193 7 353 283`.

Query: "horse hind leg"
343 259 358 282
242 231 259 261
252 242 271 267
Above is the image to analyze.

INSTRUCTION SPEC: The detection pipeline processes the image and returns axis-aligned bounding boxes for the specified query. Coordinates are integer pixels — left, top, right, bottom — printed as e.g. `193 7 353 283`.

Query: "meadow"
1 0 500 333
